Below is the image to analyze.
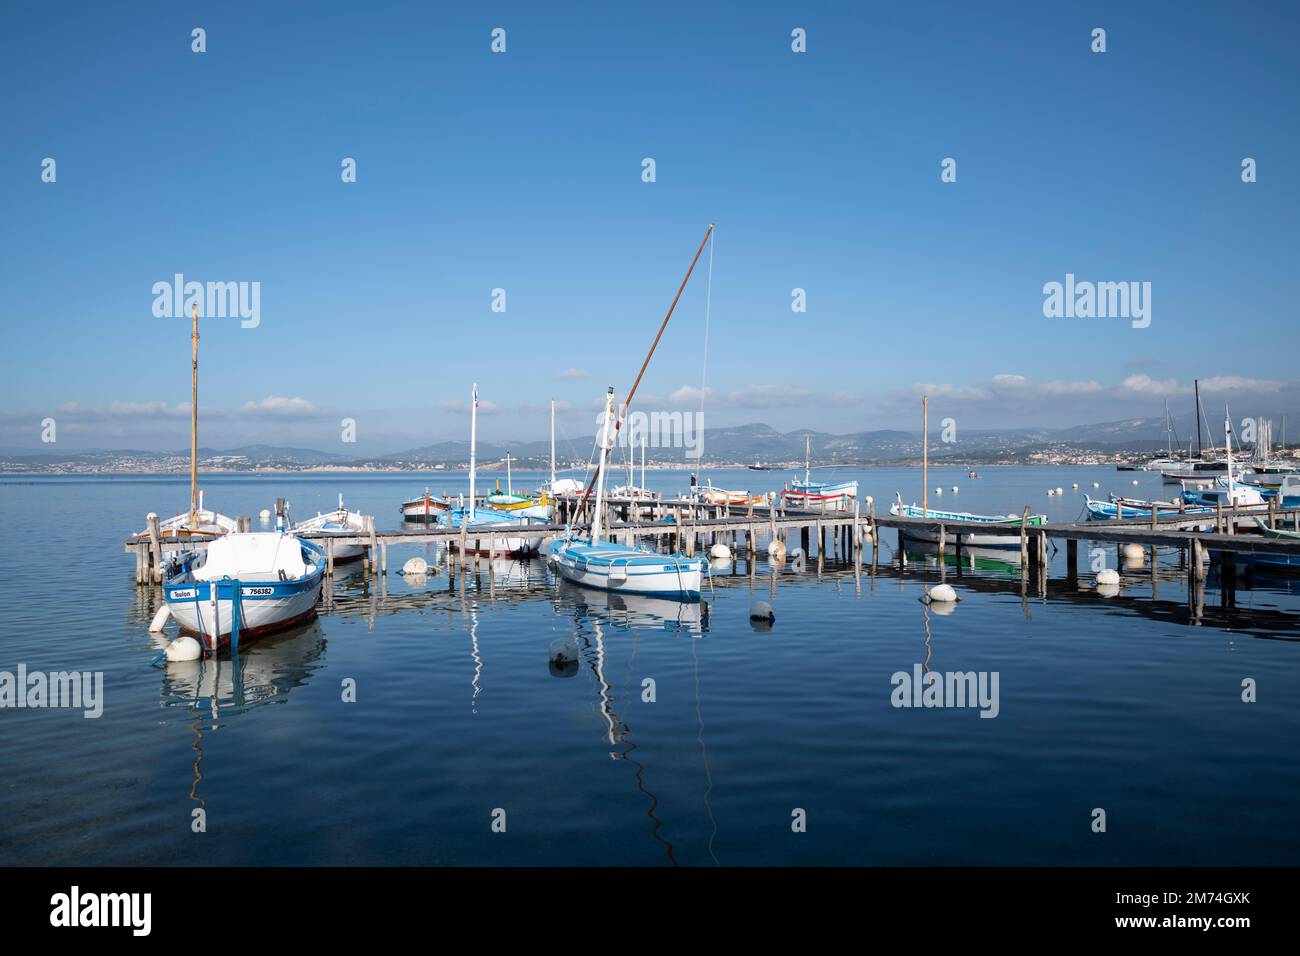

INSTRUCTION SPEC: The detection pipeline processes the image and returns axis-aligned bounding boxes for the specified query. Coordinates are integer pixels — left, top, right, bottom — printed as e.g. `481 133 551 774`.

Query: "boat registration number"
241 586 275 596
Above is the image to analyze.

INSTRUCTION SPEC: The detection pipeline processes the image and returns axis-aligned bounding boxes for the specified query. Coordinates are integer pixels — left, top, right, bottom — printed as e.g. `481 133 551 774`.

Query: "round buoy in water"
402 557 428 575
1047 489 1055 497
926 583 959 603
934 487 942 496
259 508 272 520
710 543 732 560
549 637 580 664
767 539 787 559
1072 483 1079 490
749 601 775 621
1092 481 1100 489
1095 568 1120 586
164 636 202 662
1122 543 1145 566
864 495 874 505
1132 479 1140 486
1055 487 1064 495
951 485 959 493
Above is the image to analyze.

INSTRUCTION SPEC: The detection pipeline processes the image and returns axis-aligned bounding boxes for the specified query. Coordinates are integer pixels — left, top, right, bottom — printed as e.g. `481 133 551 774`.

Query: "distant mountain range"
2 413 1291 472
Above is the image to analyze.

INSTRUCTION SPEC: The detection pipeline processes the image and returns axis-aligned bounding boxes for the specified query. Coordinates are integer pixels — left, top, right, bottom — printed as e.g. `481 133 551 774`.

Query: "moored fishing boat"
699 480 767 508
164 532 325 651
484 454 553 519
547 225 716 600
136 490 237 541
549 389 704 597
891 493 1046 548
780 437 858 511
400 489 450 521
289 494 368 562
1084 494 1212 521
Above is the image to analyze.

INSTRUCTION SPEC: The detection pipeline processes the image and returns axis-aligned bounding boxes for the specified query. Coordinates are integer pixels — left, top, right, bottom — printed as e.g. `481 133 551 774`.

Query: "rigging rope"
698 228 714 462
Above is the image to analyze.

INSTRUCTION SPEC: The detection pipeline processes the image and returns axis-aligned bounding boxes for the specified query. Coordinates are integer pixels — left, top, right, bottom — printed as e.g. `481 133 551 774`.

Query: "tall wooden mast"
189 301 199 526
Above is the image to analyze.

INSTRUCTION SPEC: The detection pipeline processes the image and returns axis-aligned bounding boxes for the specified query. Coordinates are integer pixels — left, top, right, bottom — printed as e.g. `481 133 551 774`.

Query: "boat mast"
590 387 616 542
641 433 646 492
1164 399 1172 457
804 435 811 485
503 452 514 496
1194 379 1203 458
571 223 714 519
922 395 929 517
189 302 199 526
549 399 556 487
1224 408 1234 493
468 383 478 520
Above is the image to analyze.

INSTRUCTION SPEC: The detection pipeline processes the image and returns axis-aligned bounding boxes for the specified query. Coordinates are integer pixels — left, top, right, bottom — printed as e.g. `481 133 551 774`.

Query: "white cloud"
556 368 589 379
239 395 320 417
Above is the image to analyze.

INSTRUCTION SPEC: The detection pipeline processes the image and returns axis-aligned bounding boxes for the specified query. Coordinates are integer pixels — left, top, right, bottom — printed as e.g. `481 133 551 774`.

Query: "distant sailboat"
438 384 546 558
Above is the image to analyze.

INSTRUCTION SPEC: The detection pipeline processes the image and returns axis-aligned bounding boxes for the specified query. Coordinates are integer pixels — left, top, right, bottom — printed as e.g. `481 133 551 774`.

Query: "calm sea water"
2 465 1299 866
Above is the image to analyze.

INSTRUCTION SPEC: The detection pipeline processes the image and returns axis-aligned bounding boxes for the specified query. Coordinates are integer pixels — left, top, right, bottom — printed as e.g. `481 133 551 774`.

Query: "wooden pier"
125 494 1300 623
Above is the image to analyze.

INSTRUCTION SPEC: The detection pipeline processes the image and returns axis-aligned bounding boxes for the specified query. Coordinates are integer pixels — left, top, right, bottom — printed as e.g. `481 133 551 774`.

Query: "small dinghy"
290 494 368 562
163 532 325 651
400 489 450 521
137 490 237 541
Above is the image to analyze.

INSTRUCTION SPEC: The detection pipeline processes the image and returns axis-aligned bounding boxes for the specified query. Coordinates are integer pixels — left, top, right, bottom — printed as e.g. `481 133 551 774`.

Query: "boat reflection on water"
154 618 327 722
904 542 1024 577
558 583 708 635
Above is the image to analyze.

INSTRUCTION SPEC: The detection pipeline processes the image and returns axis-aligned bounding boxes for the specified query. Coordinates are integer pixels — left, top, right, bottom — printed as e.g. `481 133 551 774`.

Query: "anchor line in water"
572 223 715 526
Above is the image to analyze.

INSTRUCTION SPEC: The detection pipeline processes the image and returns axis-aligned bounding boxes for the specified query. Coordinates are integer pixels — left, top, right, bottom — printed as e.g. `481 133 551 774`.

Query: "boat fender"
149 604 172 632
164 636 203 662
402 557 429 575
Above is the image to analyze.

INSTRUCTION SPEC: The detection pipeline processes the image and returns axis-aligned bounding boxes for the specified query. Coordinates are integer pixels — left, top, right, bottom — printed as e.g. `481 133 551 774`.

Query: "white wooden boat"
548 390 703 597
400 489 450 521
136 490 237 541
164 532 325 651
547 226 715 600
699 481 767 507
290 494 368 562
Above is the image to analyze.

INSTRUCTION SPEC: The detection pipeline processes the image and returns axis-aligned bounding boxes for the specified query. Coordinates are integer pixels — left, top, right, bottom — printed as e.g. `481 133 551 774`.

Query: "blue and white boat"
547 387 705 598
163 532 325 651
438 384 546 557
1084 494 1213 522
891 493 1046 548
781 437 858 510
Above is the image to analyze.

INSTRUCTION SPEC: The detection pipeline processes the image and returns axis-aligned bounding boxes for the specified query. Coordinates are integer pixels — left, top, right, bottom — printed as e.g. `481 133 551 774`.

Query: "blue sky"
2 1 1297 453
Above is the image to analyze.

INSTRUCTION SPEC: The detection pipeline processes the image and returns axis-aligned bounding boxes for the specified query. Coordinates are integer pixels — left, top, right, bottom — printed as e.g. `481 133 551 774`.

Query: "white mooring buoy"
1055 487 1064 495
259 508 272 520
1123 543 1146 566
401 557 429 575
767 539 787 560
710 543 732 560
1092 481 1100 489
925 583 959 604
1096 568 1120 586
164 636 203 662
749 601 775 622
1047 489 1055 497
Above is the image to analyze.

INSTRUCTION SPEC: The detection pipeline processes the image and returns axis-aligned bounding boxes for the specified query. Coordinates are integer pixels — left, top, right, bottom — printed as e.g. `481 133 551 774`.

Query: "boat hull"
546 539 703 598
165 573 324 647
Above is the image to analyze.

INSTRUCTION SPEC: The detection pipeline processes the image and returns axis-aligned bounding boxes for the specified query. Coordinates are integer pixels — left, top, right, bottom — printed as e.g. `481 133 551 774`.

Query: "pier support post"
381 541 388 575
148 514 163 584
1066 539 1078 583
